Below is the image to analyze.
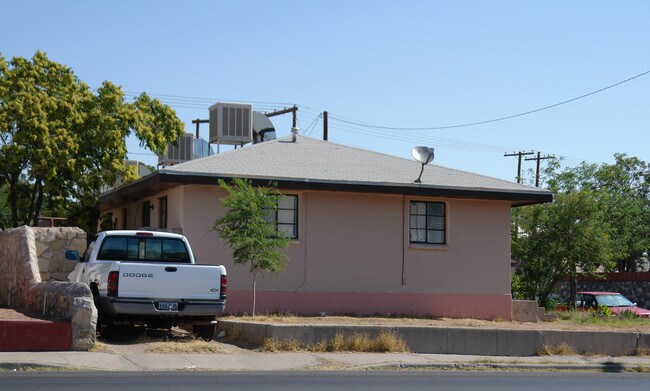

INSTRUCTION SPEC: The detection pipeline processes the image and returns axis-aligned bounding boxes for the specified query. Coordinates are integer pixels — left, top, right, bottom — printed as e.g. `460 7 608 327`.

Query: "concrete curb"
1 352 649 372
0 363 69 371
383 362 644 372
217 320 650 357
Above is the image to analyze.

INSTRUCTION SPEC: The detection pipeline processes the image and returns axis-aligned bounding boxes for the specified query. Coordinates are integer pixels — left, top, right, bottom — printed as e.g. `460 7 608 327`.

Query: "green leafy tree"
513 154 649 306
0 184 10 229
0 51 184 230
548 154 650 271
512 191 615 308
213 178 290 315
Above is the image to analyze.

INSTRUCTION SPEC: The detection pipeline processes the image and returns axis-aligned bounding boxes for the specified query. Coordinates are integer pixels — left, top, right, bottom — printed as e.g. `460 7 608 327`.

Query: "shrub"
588 305 613 318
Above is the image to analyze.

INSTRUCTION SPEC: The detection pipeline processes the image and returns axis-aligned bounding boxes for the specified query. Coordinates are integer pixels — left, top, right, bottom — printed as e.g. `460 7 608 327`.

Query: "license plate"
157 301 178 312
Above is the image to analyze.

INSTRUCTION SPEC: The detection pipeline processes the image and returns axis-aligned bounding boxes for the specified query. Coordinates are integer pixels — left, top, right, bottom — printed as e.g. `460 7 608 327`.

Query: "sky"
1 1 648 182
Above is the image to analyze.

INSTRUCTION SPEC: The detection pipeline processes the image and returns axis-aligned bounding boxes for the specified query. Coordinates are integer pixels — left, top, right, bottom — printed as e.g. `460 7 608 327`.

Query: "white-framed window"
265 195 298 239
409 201 446 244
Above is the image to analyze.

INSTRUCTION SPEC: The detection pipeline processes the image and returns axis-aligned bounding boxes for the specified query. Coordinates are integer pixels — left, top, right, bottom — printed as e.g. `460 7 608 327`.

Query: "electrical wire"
303 113 322 137
326 69 650 131
97 71 632 169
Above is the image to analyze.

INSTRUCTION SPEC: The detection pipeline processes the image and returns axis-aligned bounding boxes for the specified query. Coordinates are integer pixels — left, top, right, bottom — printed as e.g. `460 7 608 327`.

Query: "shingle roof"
99 135 552 210
162 135 547 194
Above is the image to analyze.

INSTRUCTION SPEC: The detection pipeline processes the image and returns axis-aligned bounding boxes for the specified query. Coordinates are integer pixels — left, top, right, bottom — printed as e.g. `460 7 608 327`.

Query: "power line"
327 69 650 131
302 113 322 137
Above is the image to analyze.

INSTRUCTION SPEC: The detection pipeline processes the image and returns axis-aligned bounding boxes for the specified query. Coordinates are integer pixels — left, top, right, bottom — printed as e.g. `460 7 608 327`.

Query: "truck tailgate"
117 263 222 300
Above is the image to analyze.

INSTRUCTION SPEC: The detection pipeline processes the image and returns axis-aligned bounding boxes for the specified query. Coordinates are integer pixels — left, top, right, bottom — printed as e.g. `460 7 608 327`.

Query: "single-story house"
98 135 552 320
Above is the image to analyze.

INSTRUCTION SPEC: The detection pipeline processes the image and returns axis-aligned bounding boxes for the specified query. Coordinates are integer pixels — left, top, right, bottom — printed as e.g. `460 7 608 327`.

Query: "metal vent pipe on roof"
291 127 299 142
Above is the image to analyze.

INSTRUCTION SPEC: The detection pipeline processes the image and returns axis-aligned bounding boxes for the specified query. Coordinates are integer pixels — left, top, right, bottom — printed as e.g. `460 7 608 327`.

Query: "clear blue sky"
2 1 648 182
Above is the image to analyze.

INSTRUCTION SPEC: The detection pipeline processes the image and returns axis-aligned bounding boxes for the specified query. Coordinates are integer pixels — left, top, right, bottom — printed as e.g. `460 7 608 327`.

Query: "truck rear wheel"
193 324 216 341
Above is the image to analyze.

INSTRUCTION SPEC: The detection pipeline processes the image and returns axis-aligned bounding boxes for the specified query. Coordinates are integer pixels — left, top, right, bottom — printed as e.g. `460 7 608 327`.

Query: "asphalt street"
2 371 650 391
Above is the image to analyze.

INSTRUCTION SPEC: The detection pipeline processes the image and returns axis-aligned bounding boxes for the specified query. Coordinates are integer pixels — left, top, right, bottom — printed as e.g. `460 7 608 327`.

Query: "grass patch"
262 331 409 353
538 342 576 356
552 310 650 328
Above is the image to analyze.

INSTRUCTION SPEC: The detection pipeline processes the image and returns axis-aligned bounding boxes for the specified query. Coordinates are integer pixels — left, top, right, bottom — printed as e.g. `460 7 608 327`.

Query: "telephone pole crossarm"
504 151 535 183
525 152 554 187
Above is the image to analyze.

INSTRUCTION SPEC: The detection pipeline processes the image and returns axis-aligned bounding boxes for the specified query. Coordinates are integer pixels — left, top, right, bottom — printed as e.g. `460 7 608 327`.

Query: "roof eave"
98 172 553 212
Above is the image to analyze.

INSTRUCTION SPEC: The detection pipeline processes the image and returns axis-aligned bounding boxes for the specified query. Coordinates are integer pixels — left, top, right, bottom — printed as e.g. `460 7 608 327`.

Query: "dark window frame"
263 194 299 239
275 194 298 239
158 196 168 229
142 200 151 227
409 201 446 244
121 208 128 230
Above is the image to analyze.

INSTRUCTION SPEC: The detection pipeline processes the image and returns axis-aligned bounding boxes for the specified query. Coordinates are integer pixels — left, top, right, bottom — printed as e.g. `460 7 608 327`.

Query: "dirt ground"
0 308 47 321
3 307 650 332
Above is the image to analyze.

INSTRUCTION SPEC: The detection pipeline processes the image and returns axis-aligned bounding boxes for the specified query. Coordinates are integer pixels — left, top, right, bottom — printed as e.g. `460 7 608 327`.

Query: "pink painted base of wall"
0 320 71 351
224 290 513 321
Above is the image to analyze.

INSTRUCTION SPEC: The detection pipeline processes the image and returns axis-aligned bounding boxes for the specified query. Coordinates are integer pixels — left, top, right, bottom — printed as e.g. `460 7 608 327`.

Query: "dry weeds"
145 339 227 353
261 331 409 353
537 343 577 356
636 347 650 357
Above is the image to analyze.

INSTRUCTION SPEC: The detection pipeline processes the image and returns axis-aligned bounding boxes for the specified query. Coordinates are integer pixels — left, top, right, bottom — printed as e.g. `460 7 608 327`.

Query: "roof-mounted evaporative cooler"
158 133 194 166
208 102 253 145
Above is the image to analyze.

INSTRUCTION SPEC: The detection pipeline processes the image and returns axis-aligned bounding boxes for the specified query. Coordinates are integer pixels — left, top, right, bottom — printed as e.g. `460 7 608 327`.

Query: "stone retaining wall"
0 226 96 350
33 227 87 282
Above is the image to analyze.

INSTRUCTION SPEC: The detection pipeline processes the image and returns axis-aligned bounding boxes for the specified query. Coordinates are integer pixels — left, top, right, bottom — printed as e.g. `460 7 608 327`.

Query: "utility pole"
525 152 553 187
191 119 209 139
265 105 298 128
323 111 328 141
504 151 534 183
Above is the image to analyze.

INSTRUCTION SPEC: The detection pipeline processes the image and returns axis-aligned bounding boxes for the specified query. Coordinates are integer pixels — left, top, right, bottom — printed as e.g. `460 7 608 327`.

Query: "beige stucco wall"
179 186 511 295
103 184 514 318
106 186 185 231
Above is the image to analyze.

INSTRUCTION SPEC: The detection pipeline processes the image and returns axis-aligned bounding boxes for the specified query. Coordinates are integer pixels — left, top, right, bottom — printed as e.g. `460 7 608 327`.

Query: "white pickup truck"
67 230 227 340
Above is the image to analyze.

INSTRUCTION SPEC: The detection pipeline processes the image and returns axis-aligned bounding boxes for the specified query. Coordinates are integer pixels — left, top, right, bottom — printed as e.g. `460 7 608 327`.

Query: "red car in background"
576 291 650 318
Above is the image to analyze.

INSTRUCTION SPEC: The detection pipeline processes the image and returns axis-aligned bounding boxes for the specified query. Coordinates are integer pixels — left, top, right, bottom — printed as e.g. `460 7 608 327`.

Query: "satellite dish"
252 111 276 143
411 146 435 183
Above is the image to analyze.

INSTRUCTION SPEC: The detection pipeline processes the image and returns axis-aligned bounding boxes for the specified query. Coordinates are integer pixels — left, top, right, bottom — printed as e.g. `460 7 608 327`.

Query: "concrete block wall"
512 300 538 322
0 226 96 350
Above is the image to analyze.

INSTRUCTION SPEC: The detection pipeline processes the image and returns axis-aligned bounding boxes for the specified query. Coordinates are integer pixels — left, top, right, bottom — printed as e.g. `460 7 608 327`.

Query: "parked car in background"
576 291 650 318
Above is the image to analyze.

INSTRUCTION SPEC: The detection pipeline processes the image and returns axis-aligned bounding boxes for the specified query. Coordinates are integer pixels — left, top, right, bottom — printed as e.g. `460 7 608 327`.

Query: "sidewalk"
2 350 650 372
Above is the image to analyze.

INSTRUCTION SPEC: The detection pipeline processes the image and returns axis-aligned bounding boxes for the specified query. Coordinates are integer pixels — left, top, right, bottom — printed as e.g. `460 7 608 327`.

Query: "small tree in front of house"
213 178 290 315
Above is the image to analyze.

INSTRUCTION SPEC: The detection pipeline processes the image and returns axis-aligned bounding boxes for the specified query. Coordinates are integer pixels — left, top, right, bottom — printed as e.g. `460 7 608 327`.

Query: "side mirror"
65 250 80 261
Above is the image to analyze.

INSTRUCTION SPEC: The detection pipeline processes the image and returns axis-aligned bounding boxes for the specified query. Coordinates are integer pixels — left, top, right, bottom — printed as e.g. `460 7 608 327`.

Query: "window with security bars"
264 195 298 239
409 201 445 244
